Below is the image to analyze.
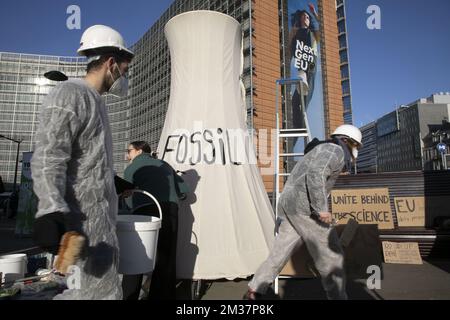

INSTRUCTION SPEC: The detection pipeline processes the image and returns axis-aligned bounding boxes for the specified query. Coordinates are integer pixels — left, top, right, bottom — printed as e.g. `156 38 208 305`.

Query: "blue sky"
1 0 449 128
0 0 173 55
346 0 450 126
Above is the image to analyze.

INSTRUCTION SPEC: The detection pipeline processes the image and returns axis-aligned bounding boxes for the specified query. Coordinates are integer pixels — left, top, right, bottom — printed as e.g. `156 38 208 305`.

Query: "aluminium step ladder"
273 78 311 295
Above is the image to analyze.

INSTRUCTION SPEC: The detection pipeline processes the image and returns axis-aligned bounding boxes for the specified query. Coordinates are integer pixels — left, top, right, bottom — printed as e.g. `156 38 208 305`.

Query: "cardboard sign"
394 197 425 227
331 188 394 230
382 241 423 265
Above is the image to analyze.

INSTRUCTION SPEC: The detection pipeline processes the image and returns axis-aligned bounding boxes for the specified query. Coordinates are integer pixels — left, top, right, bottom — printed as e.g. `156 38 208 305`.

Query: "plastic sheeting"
157 11 275 280
31 79 121 299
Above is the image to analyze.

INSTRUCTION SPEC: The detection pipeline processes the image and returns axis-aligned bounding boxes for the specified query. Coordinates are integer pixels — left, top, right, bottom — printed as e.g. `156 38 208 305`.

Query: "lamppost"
44 70 68 82
0 134 22 192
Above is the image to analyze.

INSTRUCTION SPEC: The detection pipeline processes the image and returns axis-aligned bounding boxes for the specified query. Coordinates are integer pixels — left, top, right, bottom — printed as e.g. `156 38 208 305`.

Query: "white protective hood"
158 11 275 280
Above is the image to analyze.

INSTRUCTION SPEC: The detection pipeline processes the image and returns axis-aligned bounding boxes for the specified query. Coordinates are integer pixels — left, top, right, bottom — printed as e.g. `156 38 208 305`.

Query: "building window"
344 113 352 124
342 80 350 95
337 6 345 19
340 50 348 63
338 20 346 34
341 64 349 79
338 34 347 48
343 95 351 110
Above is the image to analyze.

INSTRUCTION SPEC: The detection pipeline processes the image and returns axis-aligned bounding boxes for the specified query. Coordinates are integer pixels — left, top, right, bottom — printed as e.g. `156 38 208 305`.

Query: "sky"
0 0 173 55
0 0 449 128
345 0 450 127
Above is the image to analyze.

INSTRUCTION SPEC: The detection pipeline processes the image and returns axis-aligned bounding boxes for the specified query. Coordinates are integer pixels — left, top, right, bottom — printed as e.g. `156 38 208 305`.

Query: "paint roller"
54 231 86 274
331 213 359 247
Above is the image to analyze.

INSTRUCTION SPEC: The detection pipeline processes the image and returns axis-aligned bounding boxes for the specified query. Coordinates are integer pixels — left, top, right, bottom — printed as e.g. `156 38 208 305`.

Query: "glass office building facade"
0 53 86 184
0 52 134 183
357 94 450 173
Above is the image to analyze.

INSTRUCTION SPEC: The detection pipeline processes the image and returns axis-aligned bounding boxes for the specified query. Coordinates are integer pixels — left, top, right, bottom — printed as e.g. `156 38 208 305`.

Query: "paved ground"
175 260 450 300
2 216 450 300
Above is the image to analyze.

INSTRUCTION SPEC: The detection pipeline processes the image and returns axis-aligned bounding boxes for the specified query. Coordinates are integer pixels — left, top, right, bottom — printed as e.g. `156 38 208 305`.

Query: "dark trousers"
122 202 178 300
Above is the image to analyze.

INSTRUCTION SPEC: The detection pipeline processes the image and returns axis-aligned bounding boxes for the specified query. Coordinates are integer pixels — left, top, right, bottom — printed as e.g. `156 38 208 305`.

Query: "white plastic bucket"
116 189 163 275
116 190 162 275
117 215 161 275
0 254 27 284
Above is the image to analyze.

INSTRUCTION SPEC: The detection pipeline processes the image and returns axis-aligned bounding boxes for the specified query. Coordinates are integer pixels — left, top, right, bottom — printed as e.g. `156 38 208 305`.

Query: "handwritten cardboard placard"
394 197 425 227
382 241 423 264
331 188 394 229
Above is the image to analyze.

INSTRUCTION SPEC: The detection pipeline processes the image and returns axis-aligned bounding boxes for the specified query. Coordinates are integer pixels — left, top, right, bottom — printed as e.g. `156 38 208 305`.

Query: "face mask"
352 147 358 159
108 63 128 98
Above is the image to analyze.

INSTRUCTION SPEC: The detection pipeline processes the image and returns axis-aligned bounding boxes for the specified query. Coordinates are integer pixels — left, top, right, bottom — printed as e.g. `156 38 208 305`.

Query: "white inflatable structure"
158 10 275 280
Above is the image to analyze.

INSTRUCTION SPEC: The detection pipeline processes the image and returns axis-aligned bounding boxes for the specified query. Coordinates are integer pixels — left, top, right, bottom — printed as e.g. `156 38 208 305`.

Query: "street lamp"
0 134 22 192
44 70 68 82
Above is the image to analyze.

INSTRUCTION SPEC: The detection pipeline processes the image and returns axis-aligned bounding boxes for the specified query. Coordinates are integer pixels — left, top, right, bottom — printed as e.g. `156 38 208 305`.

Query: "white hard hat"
77 25 134 58
331 124 362 146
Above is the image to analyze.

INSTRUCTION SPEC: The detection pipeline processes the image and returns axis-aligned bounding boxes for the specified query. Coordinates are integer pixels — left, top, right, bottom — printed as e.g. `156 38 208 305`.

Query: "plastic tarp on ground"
158 10 275 280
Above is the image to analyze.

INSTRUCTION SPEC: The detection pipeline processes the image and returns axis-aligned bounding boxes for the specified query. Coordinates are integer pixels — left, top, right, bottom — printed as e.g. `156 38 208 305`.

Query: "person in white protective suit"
31 25 134 300
245 124 362 300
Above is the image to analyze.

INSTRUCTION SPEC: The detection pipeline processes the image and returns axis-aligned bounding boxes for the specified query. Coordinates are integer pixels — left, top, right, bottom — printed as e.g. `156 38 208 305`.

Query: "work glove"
33 212 72 255
114 175 135 195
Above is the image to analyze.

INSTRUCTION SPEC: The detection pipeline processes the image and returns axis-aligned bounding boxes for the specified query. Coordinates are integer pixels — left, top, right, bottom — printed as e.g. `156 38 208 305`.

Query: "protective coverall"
249 142 348 300
31 79 121 300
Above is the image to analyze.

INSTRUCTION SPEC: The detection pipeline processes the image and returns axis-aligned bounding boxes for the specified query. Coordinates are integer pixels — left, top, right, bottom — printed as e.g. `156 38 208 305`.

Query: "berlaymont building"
1 0 352 192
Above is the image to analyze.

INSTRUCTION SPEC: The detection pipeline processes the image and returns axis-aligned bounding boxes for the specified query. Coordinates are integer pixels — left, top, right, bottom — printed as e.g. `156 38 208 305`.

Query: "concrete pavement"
176 262 450 300
175 260 450 300
2 216 450 300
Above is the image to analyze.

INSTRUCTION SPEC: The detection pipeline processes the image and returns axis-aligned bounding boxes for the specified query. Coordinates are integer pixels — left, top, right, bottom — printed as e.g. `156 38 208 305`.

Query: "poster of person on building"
286 0 325 142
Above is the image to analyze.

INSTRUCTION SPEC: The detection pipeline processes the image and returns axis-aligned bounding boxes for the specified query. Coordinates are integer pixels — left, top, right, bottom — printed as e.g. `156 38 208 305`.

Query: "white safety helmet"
77 25 134 58
331 124 363 158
